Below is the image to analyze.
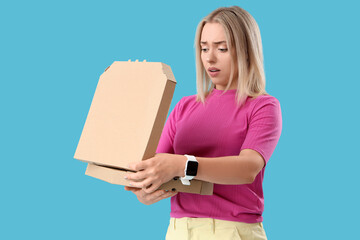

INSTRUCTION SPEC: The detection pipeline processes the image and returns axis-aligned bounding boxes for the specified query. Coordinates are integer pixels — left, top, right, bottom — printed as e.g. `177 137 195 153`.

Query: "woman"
124 6 282 240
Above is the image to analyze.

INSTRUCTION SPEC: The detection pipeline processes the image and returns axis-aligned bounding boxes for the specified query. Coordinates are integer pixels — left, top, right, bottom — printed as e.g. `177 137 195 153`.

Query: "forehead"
200 22 227 43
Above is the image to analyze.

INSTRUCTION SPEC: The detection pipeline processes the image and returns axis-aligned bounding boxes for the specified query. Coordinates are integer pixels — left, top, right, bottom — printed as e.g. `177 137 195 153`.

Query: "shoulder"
169 94 198 119
250 94 280 105
179 94 197 105
247 94 281 110
245 94 282 118
174 94 198 110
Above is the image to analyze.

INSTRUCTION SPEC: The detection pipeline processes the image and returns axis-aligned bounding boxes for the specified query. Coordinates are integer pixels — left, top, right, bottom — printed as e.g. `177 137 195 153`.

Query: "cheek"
219 55 232 73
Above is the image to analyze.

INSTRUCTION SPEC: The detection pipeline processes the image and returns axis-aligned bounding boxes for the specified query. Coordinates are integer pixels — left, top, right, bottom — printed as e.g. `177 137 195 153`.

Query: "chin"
211 80 227 86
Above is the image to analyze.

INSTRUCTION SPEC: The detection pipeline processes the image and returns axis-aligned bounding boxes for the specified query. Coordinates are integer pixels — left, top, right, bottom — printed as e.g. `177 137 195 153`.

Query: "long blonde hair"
195 6 266 106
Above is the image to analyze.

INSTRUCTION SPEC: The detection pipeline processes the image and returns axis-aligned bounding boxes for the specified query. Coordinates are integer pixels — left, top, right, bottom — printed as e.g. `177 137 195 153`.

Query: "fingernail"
124 176 128 179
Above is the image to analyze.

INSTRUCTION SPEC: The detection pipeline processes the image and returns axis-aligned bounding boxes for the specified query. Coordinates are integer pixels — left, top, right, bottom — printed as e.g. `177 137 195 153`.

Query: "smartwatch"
180 155 199 185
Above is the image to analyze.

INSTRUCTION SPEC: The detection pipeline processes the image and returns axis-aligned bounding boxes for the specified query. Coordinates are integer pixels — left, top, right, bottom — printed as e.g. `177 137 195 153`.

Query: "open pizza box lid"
74 60 213 195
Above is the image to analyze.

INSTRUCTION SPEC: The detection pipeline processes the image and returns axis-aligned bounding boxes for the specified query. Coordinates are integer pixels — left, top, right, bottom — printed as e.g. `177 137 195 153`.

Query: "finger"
124 186 140 192
155 190 178 202
162 190 178 199
124 186 142 195
128 161 149 171
128 178 153 189
144 189 169 202
143 181 161 194
150 189 168 199
125 171 148 181
136 188 162 200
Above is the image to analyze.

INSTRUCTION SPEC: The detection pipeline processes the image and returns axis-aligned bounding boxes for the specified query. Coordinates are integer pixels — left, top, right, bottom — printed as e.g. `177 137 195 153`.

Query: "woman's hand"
124 186 178 205
124 153 186 194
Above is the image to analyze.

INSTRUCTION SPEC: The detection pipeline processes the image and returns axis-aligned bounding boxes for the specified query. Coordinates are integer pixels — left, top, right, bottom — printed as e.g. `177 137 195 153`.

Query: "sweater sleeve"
240 96 282 164
155 98 183 154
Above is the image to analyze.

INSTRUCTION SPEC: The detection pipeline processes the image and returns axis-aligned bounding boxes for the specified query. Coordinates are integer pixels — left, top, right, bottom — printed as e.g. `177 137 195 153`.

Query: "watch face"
186 161 198 176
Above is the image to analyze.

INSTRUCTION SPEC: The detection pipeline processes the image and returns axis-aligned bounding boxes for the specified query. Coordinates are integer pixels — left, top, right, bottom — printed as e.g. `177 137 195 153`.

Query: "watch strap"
180 155 198 186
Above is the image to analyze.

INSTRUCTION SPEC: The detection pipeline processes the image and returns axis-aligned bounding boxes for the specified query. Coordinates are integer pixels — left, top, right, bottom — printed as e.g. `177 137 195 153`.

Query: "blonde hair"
195 6 267 106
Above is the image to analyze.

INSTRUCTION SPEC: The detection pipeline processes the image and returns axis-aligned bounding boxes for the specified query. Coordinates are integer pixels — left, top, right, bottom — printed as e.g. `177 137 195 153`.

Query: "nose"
206 49 216 63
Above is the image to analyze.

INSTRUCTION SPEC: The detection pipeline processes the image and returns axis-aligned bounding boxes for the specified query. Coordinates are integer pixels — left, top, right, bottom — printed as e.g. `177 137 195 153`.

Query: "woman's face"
200 22 237 90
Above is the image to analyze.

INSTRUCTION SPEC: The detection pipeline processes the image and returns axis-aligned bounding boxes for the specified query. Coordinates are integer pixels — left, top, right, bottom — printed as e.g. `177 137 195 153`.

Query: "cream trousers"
165 217 267 240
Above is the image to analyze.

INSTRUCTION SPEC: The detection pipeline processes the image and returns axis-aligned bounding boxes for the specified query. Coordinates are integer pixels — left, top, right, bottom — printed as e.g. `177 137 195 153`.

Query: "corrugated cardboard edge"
142 63 176 160
85 163 213 195
160 62 176 83
85 163 133 186
142 80 176 160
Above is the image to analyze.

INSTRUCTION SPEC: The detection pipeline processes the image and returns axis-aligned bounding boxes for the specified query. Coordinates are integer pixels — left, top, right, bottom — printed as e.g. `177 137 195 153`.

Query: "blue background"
1 0 359 239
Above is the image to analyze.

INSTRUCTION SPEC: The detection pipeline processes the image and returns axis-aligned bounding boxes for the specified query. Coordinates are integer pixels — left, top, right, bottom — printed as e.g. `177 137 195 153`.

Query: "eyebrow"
200 41 227 45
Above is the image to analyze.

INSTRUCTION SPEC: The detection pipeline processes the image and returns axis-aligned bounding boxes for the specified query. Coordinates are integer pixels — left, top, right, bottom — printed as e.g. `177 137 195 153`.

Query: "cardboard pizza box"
74 60 213 195
85 163 213 195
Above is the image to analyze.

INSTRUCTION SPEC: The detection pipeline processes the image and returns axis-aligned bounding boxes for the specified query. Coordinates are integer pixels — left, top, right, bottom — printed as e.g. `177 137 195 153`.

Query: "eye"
219 48 228 52
201 48 209 52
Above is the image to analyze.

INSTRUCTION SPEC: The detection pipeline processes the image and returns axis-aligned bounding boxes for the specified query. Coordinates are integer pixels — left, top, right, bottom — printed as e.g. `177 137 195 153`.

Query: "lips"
208 67 220 72
207 67 220 77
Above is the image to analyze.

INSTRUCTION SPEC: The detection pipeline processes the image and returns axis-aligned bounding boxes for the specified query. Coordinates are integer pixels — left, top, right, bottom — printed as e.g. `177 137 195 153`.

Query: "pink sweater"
156 88 282 223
